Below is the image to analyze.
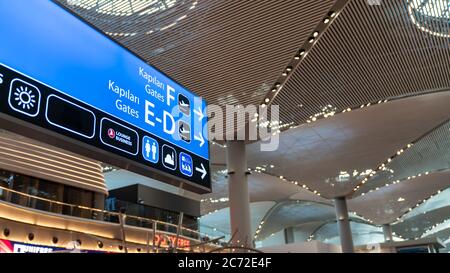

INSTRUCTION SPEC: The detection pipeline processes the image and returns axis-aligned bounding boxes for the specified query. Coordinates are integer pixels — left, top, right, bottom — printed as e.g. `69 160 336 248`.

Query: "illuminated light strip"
259 1 350 116
160 22 177 31
201 197 229 203
141 1 196 35
0 135 103 171
0 210 200 251
254 207 376 241
0 160 106 194
254 200 331 240
306 216 379 243
0 136 103 173
0 144 105 181
0 149 105 186
305 99 389 125
0 156 107 192
211 141 226 148
420 219 450 238
351 143 415 195
248 167 323 197
104 31 137 37
361 168 445 197
0 189 210 246
353 117 450 196
392 187 449 226
72 0 170 17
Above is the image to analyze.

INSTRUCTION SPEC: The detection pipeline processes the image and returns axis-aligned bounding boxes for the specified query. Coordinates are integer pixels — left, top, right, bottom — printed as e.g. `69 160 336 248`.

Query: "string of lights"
258 1 346 115
351 143 415 195
392 187 448 225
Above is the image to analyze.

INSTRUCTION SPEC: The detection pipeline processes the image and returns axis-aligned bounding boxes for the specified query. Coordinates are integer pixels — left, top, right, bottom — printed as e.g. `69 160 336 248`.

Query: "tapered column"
382 224 393 242
226 141 252 248
334 196 354 253
284 227 295 244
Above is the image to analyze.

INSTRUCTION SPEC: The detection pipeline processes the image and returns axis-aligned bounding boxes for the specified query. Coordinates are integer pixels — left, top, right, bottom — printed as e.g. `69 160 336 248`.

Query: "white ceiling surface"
257 201 336 239
314 222 385 246
349 169 450 225
201 172 330 214
243 91 450 198
199 201 275 240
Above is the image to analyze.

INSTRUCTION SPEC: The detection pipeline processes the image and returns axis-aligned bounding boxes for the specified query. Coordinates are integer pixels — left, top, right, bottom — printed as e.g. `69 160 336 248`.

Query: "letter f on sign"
167 85 175 106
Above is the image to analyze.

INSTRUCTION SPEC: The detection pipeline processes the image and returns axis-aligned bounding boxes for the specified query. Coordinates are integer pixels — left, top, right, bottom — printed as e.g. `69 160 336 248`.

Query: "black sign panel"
0 64 211 193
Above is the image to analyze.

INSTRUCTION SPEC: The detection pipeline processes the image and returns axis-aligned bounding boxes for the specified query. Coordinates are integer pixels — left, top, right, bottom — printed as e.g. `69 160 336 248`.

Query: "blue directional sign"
0 0 210 191
179 152 193 177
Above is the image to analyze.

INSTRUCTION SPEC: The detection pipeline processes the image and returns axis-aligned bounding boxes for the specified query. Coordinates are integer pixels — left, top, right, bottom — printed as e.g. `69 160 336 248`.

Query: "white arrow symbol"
194 132 205 147
193 107 204 121
195 163 207 179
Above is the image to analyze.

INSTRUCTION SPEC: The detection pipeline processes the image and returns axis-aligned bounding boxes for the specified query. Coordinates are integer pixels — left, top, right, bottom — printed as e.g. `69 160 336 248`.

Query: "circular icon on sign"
107 128 115 139
14 85 37 110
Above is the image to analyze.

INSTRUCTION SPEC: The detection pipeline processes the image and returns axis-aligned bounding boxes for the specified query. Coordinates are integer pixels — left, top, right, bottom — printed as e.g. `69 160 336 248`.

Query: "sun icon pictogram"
14 85 36 110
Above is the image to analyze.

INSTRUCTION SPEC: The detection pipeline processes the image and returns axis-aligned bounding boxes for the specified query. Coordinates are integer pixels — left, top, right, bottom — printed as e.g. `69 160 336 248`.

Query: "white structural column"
382 224 393 242
334 196 354 253
284 227 295 244
226 140 252 248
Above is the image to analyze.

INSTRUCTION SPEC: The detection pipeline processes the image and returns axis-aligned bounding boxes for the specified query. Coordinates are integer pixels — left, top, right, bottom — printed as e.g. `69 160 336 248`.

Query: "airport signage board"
0 0 210 191
0 239 105 253
0 239 57 253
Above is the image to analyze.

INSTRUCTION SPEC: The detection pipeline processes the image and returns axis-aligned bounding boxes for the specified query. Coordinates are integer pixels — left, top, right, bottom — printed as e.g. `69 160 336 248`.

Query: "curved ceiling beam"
254 199 337 241
353 115 450 197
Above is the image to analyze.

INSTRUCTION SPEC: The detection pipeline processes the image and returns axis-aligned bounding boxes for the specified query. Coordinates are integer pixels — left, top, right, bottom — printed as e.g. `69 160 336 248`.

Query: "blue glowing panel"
0 0 210 190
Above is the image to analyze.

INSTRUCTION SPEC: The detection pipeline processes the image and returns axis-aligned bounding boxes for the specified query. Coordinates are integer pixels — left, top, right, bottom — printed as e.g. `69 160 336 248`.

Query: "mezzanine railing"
0 184 226 249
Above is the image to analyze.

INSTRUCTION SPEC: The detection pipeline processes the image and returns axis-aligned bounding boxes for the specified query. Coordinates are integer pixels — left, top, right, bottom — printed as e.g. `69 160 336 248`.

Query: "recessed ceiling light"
324 18 330 24
330 12 336 18
313 31 319 37
264 98 270 103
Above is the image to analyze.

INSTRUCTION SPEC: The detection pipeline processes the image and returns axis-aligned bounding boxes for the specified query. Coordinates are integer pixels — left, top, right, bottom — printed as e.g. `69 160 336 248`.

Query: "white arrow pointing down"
194 133 205 147
195 163 207 180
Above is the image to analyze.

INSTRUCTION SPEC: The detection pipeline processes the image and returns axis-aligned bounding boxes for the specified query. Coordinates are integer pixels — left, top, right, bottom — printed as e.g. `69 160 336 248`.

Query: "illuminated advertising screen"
0 0 210 191
0 239 104 253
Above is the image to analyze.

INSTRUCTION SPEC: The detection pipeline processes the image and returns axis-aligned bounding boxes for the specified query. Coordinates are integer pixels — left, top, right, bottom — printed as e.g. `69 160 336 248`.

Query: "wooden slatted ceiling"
56 0 336 107
273 0 450 127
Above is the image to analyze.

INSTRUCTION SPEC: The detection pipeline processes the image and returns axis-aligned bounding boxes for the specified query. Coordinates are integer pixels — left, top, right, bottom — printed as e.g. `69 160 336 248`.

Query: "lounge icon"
179 152 193 177
162 144 177 170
